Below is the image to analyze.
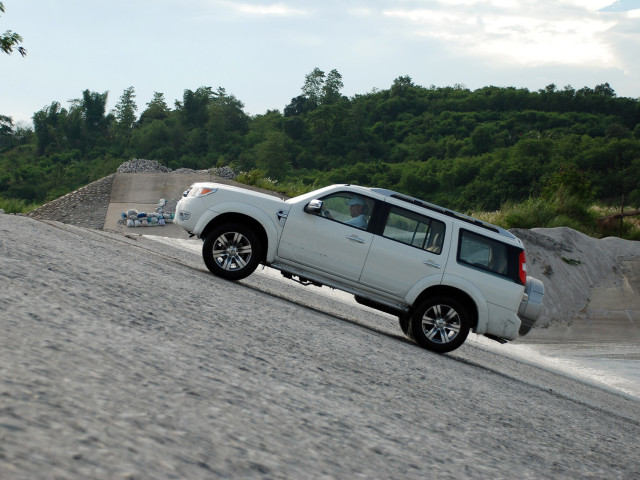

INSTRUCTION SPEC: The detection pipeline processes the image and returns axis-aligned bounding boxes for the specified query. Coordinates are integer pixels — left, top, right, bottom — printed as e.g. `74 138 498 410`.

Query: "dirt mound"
515 227 640 339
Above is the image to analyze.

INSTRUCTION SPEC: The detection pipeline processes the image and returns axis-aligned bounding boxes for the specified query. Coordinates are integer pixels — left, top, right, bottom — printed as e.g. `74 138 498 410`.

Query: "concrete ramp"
104 173 214 238
108 173 215 203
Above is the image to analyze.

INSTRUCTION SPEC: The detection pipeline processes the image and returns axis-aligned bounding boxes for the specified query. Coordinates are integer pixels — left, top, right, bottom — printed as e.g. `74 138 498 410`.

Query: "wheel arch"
411 285 480 332
202 213 269 262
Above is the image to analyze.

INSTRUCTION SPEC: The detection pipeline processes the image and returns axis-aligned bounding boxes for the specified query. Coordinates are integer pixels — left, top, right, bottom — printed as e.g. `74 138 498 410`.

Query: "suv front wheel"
409 297 470 353
203 223 261 280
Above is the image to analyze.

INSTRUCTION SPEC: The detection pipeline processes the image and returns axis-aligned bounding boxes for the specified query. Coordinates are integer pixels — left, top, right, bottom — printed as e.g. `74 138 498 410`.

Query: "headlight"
188 186 218 198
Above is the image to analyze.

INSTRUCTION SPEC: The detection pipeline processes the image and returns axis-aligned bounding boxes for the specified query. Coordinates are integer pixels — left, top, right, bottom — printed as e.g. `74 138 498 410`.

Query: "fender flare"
195 202 280 262
406 274 490 334
404 273 445 306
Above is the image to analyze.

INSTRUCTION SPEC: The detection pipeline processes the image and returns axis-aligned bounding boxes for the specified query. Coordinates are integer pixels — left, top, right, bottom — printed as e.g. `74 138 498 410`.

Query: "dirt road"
1 214 639 479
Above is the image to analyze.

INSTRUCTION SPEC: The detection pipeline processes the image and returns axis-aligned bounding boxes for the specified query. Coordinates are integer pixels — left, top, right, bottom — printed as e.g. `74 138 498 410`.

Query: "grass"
472 197 640 240
0 197 40 214
234 170 315 198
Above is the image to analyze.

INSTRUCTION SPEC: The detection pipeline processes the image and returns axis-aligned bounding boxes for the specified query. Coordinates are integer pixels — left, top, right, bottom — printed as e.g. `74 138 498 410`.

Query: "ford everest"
175 183 544 353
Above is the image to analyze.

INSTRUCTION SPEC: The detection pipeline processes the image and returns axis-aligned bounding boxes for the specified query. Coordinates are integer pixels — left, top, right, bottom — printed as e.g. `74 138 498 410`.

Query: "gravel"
5 160 640 478
116 158 237 180
1 212 640 479
117 158 172 173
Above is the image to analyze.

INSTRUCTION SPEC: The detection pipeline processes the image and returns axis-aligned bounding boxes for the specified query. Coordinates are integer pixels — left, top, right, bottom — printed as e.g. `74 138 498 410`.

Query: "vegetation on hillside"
1 68 639 238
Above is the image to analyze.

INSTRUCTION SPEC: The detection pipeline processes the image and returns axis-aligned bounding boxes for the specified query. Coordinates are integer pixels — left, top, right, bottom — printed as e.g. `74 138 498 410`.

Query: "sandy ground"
1 214 640 479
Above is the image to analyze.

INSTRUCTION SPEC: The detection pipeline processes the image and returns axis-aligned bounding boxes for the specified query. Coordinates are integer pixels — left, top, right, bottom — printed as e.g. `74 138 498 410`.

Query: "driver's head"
347 197 365 216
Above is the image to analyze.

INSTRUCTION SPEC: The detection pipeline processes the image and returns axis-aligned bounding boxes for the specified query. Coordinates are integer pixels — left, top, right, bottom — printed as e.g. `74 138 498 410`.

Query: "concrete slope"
104 173 213 239
103 173 287 239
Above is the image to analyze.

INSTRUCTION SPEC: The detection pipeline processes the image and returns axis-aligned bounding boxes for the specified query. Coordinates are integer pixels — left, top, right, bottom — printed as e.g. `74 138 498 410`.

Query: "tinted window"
382 207 445 254
458 230 508 275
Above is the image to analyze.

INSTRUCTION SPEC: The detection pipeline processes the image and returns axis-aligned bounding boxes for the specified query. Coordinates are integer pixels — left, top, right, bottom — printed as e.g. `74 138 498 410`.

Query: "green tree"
390 75 414 97
0 114 11 136
470 124 496 154
113 86 137 137
65 90 109 152
79 90 109 134
131 119 176 161
139 92 170 124
254 131 292 180
542 165 594 204
180 87 214 127
1 2 25 56
32 102 66 154
322 69 344 105
302 67 325 107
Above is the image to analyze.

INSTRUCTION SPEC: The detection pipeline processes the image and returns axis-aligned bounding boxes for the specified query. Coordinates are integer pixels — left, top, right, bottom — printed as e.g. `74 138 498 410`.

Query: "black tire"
399 315 412 338
409 297 470 353
202 223 262 280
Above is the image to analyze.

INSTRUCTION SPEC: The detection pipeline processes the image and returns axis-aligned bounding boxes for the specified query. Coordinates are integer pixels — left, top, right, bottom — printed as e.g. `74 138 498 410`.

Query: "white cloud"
235 2 307 16
384 3 619 67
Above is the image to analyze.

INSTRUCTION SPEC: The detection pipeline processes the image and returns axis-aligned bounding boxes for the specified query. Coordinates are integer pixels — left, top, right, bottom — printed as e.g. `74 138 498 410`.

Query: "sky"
2 0 640 126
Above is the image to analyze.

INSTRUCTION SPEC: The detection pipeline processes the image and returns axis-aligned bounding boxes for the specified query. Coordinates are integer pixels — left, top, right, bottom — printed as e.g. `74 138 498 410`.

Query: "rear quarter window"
382 207 445 254
458 229 509 276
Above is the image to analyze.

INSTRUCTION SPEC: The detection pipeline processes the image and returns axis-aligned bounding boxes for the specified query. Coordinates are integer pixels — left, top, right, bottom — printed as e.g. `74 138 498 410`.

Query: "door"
359 205 450 298
277 192 376 282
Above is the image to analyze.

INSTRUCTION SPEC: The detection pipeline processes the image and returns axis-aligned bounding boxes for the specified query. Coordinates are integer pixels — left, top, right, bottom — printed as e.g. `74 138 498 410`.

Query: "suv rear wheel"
203 223 261 280
409 297 470 353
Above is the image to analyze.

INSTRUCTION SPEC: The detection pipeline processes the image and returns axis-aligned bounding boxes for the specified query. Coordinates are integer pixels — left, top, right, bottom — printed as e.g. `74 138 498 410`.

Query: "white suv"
175 183 544 353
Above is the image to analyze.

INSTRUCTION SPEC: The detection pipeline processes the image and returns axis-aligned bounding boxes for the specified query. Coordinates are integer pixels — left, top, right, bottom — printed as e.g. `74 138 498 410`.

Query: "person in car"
321 195 368 229
345 197 368 228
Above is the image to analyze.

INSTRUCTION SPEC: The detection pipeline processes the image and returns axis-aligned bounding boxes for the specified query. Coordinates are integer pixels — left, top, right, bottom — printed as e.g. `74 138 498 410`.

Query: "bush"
500 198 556 229
0 197 40 214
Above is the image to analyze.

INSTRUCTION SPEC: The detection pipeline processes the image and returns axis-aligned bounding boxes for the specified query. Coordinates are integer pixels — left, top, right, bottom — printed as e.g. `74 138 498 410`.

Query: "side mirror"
304 199 323 214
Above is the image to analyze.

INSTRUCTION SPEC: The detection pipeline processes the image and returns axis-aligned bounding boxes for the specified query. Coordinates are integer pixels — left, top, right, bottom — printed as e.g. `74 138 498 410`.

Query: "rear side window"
458 230 508 275
382 207 445 254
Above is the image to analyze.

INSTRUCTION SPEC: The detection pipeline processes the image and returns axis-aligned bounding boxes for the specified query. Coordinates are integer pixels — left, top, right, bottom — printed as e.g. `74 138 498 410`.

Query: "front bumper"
174 197 202 234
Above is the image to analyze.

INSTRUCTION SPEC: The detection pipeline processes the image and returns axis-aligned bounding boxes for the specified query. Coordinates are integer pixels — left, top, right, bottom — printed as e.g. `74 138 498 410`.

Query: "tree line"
1 69 640 224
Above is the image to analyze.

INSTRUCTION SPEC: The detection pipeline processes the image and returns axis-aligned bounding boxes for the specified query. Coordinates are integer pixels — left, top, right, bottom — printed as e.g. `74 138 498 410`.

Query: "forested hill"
1 73 639 218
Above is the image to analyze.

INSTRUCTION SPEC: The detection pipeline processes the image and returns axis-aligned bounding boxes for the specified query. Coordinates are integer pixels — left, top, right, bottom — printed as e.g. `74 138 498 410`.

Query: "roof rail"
369 188 515 239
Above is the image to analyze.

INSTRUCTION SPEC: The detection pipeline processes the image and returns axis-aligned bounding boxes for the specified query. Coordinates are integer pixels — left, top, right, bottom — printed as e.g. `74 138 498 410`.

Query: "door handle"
346 235 365 244
423 260 442 269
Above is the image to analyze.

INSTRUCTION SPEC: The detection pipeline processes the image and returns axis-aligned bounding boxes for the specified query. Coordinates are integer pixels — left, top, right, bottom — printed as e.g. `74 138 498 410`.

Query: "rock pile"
208 166 236 179
27 174 115 229
116 158 237 180
116 159 171 173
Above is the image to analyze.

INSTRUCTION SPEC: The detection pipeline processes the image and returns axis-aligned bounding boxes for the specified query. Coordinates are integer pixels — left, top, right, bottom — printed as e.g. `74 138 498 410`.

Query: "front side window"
382 207 445 254
458 229 508 275
316 193 374 230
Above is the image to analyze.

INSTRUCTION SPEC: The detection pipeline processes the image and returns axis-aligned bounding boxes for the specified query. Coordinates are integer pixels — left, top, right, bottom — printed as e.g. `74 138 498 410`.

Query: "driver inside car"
344 197 368 228
322 196 368 228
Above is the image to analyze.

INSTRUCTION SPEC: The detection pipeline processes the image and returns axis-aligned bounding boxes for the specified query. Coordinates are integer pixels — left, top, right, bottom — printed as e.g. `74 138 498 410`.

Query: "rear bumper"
517 276 545 335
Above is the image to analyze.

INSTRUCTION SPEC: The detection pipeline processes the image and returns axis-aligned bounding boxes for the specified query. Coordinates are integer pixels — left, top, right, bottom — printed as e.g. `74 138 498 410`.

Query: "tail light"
518 251 527 285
